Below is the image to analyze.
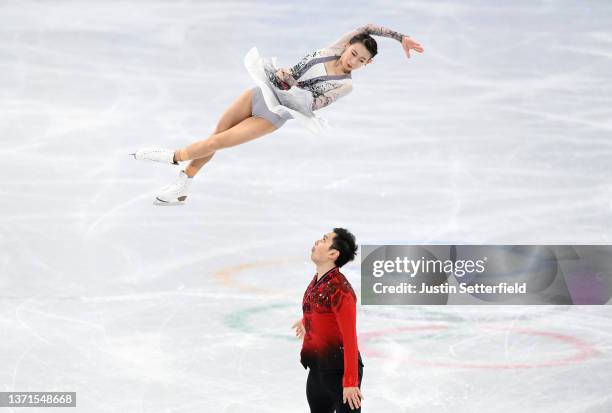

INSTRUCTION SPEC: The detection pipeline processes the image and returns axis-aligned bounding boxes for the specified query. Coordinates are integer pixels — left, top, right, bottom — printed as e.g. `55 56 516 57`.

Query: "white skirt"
244 47 329 134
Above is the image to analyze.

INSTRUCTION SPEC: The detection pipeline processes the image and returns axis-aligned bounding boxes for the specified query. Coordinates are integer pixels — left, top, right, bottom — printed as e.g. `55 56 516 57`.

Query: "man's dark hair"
349 33 378 58
330 228 358 267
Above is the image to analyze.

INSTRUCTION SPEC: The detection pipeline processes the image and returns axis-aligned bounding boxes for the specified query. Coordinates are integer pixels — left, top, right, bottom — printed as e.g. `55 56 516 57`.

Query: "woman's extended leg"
180 88 279 176
184 88 256 177
153 117 276 204
135 87 279 204
175 116 277 164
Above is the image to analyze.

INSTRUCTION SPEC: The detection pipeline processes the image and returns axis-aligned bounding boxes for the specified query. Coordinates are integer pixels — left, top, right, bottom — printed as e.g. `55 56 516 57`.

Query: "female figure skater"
132 24 424 204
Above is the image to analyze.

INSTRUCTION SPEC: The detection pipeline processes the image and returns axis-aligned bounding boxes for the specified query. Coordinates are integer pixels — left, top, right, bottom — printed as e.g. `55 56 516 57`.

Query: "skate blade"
153 197 186 206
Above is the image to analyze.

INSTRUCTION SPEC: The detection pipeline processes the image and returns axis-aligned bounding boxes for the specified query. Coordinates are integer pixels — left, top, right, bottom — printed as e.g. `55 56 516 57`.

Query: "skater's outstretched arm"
327 23 424 58
327 24 405 49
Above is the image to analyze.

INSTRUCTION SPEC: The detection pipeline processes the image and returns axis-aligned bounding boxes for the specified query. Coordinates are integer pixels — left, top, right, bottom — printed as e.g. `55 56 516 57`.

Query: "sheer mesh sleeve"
325 23 407 52
312 81 353 111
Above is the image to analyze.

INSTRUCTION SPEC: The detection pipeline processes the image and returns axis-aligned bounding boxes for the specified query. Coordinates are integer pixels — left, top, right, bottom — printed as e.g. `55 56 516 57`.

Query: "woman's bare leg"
184 89 252 177
176 116 277 164
149 88 278 204
184 153 214 178
182 89 276 177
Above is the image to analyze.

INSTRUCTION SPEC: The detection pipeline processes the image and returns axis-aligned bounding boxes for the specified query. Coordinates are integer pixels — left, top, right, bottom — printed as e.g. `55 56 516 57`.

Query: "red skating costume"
300 266 364 387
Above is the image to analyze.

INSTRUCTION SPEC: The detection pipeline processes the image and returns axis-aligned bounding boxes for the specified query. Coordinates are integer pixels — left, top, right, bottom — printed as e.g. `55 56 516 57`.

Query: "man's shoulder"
331 269 356 295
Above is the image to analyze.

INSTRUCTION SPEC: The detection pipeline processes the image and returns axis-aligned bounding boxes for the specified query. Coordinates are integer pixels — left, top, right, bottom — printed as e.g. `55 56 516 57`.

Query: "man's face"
310 231 339 264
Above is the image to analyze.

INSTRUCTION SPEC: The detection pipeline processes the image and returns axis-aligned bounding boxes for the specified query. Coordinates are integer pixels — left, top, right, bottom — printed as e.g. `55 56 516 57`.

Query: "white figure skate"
153 170 192 205
131 147 178 164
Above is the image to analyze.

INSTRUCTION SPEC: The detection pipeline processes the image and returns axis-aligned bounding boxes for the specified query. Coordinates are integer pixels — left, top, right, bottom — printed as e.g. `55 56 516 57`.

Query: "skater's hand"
275 68 298 87
291 319 305 339
401 36 424 58
343 387 363 410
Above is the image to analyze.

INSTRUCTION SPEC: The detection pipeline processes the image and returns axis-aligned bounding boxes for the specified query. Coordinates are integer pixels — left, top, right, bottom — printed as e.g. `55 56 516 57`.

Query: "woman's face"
340 42 373 72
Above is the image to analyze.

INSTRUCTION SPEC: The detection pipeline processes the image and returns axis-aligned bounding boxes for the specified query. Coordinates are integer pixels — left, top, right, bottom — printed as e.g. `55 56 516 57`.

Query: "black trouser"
306 365 364 413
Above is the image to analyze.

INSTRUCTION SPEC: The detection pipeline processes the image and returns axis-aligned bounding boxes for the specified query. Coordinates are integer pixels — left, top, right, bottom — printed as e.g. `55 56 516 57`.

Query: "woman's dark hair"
349 33 378 58
331 228 358 267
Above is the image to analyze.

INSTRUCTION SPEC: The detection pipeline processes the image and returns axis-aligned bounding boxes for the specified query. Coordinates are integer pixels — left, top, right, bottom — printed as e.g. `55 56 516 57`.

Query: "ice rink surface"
1 0 612 411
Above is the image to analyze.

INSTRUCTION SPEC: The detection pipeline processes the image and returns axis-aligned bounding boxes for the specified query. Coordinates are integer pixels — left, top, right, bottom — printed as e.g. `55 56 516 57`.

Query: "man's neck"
316 263 337 281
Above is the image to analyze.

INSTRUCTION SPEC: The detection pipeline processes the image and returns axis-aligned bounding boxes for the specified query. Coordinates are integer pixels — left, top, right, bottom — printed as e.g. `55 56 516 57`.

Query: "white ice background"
1 1 612 412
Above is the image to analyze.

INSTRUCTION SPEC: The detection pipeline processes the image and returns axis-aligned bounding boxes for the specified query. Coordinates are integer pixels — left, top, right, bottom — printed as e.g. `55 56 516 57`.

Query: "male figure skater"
292 228 364 412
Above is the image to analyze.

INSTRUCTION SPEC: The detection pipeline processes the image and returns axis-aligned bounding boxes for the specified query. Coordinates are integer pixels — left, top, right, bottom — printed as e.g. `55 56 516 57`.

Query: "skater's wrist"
342 375 359 388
